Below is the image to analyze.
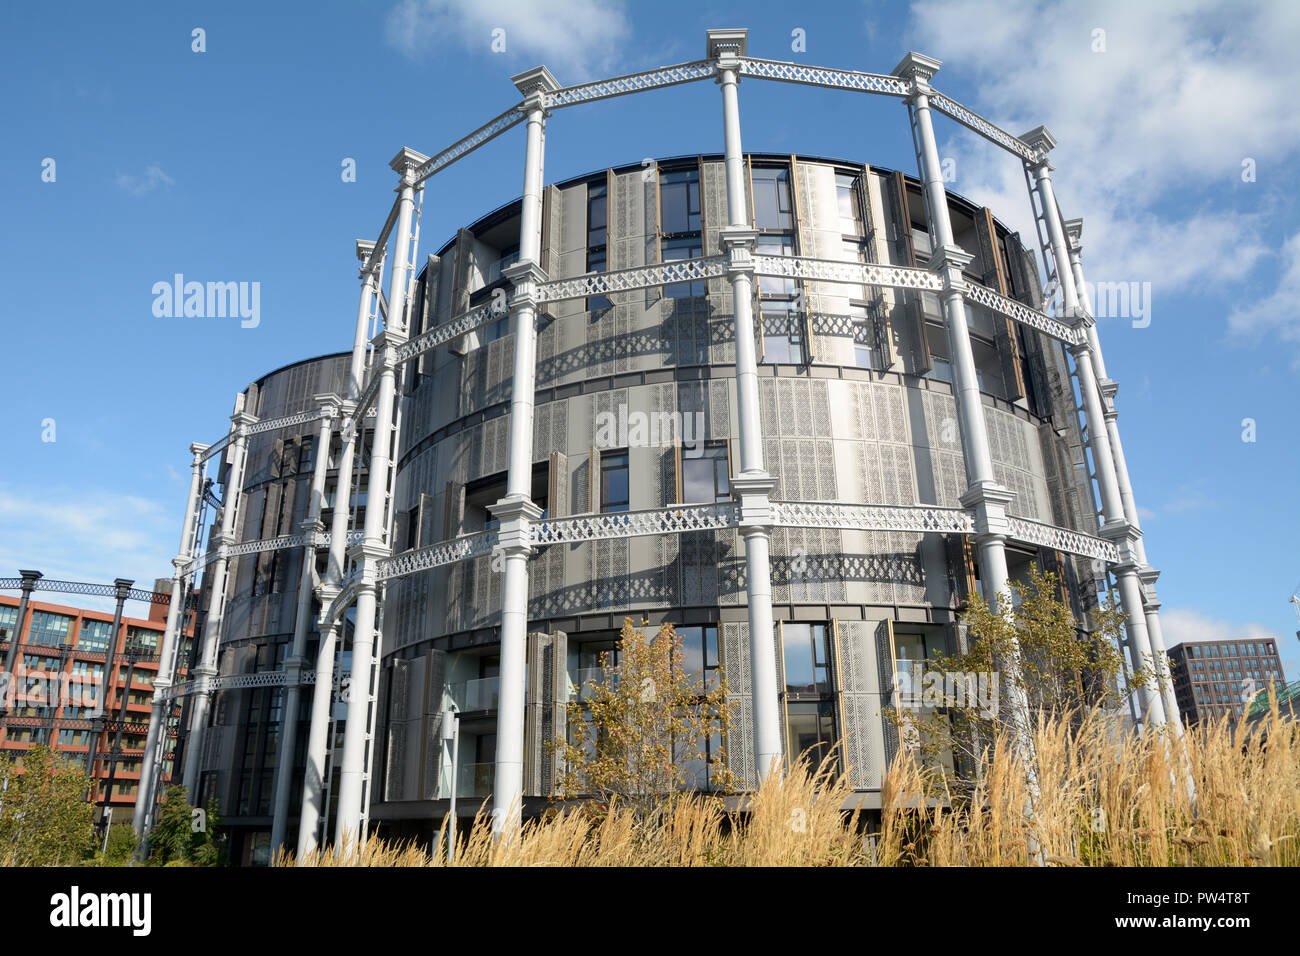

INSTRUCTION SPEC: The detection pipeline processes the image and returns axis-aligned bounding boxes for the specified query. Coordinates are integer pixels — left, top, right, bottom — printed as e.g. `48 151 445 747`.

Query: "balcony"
441 761 495 800
482 251 520 287
444 676 500 712
569 667 617 701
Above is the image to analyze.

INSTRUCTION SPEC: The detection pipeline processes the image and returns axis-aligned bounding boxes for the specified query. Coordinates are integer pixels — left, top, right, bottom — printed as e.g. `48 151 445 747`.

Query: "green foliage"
555 619 738 823
147 785 224 866
0 746 96 866
888 567 1152 794
99 822 139 866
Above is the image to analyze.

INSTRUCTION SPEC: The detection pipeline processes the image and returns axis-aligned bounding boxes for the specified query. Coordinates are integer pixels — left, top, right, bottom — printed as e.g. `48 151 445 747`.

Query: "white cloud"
1162 608 1298 682
385 0 631 80
906 0 1299 344
1227 231 1300 355
115 164 174 197
0 485 176 612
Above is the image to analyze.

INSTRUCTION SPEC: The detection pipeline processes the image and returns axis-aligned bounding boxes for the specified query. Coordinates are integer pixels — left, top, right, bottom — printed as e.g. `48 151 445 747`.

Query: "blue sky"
1 0 1297 676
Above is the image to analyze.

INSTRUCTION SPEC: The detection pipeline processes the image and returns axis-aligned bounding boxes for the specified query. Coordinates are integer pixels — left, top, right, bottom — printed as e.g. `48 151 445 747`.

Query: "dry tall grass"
282 705 1299 867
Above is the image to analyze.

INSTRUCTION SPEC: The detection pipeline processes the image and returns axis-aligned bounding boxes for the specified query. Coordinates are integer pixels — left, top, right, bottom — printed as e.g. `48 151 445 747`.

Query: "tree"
0 746 96 866
888 567 1152 793
148 785 224 865
555 619 738 823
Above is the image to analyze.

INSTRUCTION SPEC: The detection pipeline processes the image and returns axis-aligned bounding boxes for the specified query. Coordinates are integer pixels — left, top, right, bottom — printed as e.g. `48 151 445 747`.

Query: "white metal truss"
545 59 717 109
739 57 909 97
1006 516 1118 564
769 501 975 535
413 106 528 186
185 530 360 576
927 91 1040 164
396 296 509 365
532 502 740 545
377 530 496 581
961 279 1084 345
537 255 729 304
751 254 941 292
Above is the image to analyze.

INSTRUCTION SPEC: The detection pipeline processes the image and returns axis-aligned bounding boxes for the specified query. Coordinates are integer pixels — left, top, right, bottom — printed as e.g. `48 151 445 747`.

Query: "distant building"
0 582 192 818
1168 638 1287 726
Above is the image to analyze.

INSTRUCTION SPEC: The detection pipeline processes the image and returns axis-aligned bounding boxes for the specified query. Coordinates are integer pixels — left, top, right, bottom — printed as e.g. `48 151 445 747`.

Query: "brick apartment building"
0 579 192 820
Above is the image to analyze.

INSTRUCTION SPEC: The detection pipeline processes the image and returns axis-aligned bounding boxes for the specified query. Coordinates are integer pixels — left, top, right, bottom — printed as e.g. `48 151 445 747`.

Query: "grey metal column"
182 399 255 795
269 397 338 855
333 148 426 851
1063 220 1181 730
298 241 377 859
709 29 783 782
0 570 42 717
492 66 559 836
1021 128 1166 725
136 443 207 833
85 577 132 803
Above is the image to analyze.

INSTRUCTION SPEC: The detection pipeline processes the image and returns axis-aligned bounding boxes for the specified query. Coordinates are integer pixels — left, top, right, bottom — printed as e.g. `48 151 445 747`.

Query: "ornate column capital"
314 392 342 422
731 473 777 530
1020 125 1057 169
960 482 1016 540
930 243 973 291
720 227 758 276
1098 520 1143 569
707 28 748 75
511 65 561 112
491 496 544 558
504 259 548 310
890 51 942 98
1064 217 1084 255
188 442 210 462
389 146 431 187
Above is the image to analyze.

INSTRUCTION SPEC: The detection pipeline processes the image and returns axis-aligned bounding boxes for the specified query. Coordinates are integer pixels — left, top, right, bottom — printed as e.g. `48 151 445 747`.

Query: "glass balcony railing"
569 667 618 700
445 677 500 712
441 762 495 799
483 252 520 286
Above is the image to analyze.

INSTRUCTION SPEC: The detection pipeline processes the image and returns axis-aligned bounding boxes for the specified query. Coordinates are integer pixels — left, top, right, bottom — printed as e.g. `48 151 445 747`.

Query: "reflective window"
587 182 611 313
835 172 863 234
782 623 830 695
600 451 629 513
660 168 701 234
785 701 838 771
752 166 793 230
28 611 73 648
681 442 729 504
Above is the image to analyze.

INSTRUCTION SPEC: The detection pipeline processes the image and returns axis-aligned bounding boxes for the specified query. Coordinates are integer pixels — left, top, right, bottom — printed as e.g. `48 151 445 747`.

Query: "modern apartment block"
0 582 189 818
142 30 1178 863
1168 638 1288 725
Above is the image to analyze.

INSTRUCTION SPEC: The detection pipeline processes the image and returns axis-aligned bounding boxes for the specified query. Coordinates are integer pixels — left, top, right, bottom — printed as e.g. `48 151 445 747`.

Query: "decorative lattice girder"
0 577 172 606
413 106 528 186
927 91 1039 164
545 60 717 109
739 57 909 97
961 280 1084 345
751 254 941 292
377 530 497 581
532 502 740 546
396 297 509 365
1005 516 1119 564
537 255 728 304
769 501 976 535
